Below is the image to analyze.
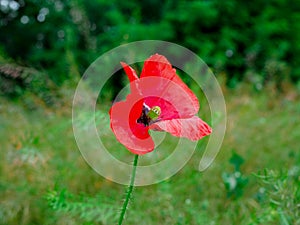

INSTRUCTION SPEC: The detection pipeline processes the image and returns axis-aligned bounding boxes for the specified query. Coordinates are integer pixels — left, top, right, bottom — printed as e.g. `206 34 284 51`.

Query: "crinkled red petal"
140 54 199 114
109 92 155 155
143 96 179 121
120 62 139 82
138 76 198 119
149 116 212 141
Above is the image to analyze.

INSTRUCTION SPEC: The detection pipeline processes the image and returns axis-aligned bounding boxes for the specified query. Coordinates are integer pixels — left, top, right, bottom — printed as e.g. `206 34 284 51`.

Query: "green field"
1 82 299 225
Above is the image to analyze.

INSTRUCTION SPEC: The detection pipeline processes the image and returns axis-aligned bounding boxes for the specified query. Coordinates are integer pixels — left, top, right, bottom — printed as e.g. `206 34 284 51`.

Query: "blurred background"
0 0 299 224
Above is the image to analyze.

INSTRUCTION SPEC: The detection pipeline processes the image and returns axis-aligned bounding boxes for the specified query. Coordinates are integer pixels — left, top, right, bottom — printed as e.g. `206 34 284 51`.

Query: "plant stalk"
118 154 139 225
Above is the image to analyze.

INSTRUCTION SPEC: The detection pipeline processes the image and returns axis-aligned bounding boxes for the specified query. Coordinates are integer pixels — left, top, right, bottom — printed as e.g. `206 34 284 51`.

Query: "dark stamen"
137 104 151 126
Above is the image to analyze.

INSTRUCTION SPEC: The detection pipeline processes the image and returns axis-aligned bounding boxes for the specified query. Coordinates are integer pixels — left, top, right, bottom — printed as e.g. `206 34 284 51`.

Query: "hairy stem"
118 154 139 225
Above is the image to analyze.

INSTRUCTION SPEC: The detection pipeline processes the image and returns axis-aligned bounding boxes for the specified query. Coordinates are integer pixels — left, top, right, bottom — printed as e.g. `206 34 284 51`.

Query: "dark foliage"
0 0 299 99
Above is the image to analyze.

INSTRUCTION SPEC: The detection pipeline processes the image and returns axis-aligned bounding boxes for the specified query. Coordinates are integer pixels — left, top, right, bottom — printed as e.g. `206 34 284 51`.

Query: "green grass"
0 83 299 225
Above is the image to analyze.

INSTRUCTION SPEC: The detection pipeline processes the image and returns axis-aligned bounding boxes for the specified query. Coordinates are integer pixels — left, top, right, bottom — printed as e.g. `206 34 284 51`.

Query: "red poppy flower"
109 54 212 155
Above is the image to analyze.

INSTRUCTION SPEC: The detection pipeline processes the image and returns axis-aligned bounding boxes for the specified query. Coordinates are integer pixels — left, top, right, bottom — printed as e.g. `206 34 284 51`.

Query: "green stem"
118 154 139 225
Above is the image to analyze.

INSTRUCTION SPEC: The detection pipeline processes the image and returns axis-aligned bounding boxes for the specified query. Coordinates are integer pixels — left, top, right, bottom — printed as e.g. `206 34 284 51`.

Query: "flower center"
137 104 161 126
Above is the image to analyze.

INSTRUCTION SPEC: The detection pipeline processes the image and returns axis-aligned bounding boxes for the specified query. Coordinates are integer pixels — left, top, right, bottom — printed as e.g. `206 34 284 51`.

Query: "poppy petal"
120 62 141 94
149 116 212 141
110 93 155 155
120 62 139 82
138 76 198 119
143 96 180 121
140 54 199 115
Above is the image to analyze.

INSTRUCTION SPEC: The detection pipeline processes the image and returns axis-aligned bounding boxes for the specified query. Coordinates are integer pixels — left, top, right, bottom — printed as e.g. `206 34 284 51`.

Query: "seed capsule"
147 106 161 121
